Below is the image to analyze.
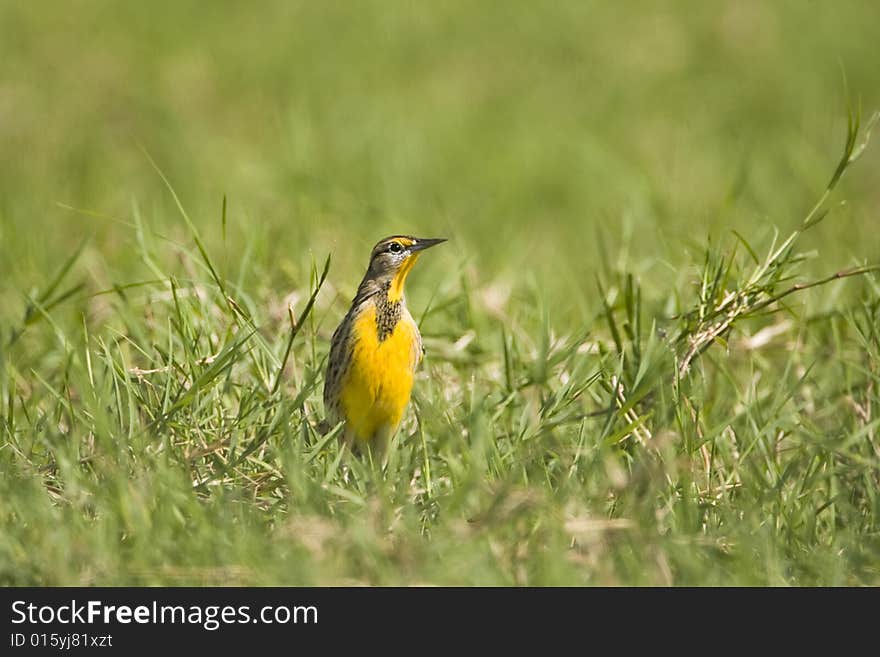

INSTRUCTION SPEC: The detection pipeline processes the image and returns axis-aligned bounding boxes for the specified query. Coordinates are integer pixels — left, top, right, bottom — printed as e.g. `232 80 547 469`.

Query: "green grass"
2 0 880 585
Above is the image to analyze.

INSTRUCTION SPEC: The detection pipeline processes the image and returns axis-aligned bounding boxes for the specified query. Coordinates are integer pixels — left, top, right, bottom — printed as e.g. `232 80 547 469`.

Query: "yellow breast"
339 304 422 443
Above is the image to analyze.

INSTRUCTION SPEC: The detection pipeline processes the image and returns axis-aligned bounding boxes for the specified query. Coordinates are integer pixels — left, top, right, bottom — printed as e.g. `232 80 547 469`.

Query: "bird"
323 235 446 455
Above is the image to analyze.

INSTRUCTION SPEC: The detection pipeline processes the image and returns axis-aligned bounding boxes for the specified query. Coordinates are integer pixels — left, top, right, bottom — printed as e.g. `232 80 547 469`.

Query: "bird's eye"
388 242 403 253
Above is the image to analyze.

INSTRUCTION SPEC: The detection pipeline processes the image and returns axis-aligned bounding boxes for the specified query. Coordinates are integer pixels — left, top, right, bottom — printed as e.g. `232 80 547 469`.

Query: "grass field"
2 1 880 585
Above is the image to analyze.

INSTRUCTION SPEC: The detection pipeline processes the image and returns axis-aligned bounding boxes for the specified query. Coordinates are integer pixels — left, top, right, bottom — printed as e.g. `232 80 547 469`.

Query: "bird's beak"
409 237 447 252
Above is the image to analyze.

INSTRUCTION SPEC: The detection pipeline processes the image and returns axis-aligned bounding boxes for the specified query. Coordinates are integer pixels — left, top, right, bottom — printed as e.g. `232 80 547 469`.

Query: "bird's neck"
387 254 418 302
352 278 405 342
372 281 403 341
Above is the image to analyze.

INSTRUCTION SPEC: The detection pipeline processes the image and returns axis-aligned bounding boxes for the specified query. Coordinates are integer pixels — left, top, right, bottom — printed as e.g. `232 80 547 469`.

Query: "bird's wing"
323 311 355 422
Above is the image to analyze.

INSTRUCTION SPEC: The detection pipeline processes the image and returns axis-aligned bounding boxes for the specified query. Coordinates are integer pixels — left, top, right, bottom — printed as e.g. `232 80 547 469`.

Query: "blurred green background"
2 0 878 318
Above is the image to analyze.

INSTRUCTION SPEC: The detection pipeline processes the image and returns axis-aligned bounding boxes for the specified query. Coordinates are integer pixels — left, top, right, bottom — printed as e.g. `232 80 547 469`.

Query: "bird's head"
364 235 446 302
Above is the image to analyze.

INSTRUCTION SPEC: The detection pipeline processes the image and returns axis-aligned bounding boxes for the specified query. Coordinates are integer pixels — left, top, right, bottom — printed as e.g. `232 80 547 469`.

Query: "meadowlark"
323 235 446 453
